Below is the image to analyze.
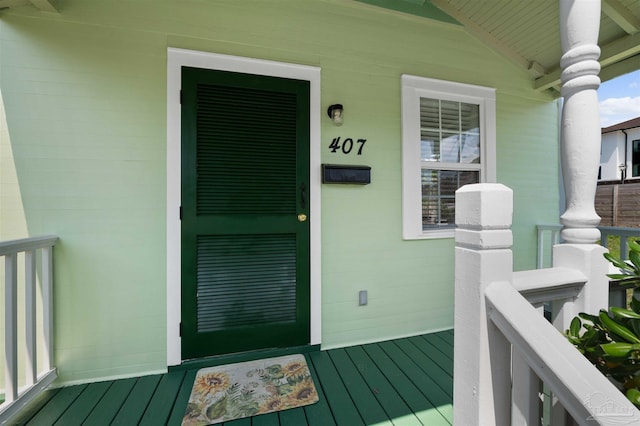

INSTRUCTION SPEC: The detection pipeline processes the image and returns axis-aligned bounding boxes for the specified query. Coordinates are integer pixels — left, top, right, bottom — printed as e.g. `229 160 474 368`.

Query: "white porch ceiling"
2 0 639 95
424 0 640 94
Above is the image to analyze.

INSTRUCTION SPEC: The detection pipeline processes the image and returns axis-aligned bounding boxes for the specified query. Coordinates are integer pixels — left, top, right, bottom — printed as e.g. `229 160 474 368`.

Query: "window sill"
403 229 455 240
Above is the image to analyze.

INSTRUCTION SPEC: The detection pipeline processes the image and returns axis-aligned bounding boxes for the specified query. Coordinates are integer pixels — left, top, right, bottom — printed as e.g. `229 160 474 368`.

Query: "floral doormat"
182 354 319 425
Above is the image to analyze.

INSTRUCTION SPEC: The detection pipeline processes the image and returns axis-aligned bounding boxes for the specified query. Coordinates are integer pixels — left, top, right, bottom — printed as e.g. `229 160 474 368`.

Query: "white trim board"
166 48 322 366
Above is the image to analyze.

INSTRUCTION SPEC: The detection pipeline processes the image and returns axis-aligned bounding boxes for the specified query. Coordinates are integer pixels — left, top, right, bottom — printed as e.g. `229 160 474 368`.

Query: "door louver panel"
196 234 297 332
196 84 297 215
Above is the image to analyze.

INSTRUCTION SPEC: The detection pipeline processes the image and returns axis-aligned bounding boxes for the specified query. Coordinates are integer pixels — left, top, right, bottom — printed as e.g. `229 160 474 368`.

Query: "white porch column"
556 0 608 333
559 0 602 244
453 183 512 425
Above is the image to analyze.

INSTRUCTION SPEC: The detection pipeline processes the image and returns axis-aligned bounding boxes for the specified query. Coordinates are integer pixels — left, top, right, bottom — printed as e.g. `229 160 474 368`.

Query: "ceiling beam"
431 0 545 78
602 0 640 35
0 0 56 11
28 0 56 12
600 31 640 67
534 31 640 91
601 54 640 83
0 0 29 9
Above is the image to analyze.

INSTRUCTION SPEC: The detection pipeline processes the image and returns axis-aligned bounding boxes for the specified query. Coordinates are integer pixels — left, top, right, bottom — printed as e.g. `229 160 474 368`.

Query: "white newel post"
454 184 513 425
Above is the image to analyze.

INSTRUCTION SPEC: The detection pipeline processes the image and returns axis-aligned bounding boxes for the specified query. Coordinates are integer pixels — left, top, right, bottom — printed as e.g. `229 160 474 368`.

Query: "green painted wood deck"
12 330 453 426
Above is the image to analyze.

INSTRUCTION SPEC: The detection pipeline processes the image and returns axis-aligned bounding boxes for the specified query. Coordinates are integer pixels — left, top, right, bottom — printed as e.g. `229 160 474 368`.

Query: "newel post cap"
455 183 513 228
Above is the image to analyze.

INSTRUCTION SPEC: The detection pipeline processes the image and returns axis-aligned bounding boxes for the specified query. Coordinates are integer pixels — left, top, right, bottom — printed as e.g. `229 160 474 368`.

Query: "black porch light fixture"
327 104 344 126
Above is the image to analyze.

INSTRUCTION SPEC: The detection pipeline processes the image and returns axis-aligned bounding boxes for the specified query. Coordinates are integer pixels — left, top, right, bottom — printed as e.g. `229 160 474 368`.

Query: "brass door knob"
297 214 307 222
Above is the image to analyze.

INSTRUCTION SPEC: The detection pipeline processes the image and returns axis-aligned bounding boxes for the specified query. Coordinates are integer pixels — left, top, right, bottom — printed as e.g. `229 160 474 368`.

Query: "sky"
598 69 640 128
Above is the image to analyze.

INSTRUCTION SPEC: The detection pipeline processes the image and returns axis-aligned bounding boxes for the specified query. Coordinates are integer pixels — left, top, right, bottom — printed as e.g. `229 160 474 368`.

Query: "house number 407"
329 137 367 155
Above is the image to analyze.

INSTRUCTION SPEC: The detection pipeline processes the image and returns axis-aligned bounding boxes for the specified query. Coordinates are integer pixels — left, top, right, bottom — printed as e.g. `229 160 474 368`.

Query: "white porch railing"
0 236 58 422
599 226 640 261
536 224 640 308
536 224 640 267
454 184 640 425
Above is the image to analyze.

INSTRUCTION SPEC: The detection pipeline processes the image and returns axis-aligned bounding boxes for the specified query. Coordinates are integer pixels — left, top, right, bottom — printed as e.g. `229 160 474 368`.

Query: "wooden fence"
596 182 640 227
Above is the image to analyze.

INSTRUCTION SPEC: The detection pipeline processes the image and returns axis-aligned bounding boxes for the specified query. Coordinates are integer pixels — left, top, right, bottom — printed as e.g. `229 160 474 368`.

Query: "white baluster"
4 253 18 403
42 245 54 371
25 250 37 386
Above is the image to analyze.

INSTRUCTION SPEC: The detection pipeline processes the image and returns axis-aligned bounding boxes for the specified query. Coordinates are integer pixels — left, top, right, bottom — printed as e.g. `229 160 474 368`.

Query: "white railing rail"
487 281 639 425
454 184 640 425
0 235 58 422
512 267 588 424
513 267 586 305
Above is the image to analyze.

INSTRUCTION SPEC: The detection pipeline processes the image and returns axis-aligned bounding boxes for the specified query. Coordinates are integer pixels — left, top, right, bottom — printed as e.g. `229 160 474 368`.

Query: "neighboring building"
598 117 640 227
599 116 640 182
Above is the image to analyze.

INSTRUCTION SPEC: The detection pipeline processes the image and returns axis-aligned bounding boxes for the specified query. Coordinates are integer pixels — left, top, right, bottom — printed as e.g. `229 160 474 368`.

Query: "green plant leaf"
605 252 632 270
627 388 640 407
567 336 581 345
611 307 640 319
583 328 603 346
600 342 640 357
579 312 600 323
630 249 640 273
628 238 640 253
630 319 640 338
608 273 633 280
569 317 581 337
599 310 640 344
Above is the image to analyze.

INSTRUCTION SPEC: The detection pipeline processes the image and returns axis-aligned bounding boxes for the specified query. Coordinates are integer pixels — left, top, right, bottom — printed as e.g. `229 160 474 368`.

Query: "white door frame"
166 48 322 365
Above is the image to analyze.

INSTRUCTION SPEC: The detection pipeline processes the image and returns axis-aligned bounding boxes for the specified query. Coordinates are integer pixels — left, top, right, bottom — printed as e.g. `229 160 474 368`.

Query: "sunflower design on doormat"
182 354 319 426
193 372 230 395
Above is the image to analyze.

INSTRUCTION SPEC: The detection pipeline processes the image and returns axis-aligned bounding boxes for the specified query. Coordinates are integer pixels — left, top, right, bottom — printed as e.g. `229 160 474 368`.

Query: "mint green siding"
0 0 559 384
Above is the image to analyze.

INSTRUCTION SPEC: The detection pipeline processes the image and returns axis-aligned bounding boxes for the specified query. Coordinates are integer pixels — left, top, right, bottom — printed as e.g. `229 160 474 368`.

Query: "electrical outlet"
359 290 368 306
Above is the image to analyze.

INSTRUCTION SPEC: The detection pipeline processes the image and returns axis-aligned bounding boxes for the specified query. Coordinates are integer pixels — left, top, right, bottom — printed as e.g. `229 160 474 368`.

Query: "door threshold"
170 344 320 372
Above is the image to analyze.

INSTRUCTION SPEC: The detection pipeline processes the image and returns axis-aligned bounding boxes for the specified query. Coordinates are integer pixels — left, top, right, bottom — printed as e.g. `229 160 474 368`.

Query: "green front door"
181 67 310 359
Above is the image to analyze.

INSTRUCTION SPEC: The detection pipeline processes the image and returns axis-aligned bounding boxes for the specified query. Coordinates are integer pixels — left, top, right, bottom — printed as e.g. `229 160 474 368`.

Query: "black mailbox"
322 164 371 185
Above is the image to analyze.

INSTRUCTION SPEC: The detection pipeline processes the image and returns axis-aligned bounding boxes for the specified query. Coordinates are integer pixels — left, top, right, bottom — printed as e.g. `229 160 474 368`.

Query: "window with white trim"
401 75 496 239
